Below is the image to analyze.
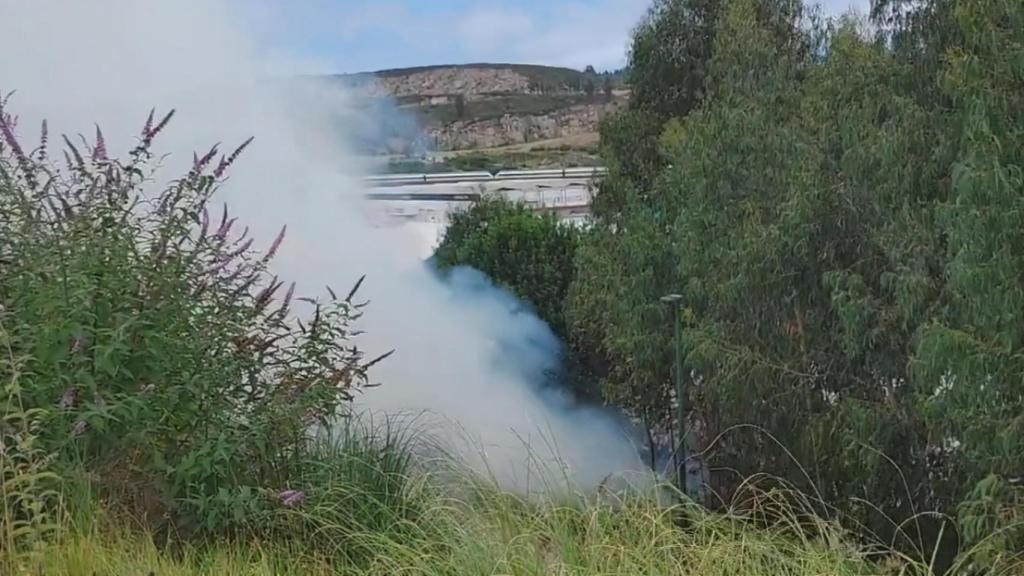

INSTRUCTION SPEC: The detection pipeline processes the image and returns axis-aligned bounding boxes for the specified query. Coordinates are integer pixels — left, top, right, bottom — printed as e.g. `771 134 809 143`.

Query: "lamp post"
660 293 687 493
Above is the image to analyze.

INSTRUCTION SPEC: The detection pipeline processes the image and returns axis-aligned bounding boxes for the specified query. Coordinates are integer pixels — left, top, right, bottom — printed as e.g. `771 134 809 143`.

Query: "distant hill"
329 63 630 159
337 63 626 96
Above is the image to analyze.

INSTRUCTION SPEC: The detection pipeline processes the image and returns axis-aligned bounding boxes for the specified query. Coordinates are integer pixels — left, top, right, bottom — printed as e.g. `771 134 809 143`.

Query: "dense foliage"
431 198 611 399
433 198 579 339
565 0 1024 568
0 101 402 541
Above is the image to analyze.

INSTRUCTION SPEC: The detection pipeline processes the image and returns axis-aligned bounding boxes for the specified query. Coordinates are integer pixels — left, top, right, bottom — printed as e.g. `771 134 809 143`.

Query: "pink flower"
278 489 306 507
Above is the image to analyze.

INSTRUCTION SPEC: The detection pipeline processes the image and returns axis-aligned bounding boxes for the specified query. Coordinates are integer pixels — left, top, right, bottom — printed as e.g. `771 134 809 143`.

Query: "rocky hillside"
333 64 629 155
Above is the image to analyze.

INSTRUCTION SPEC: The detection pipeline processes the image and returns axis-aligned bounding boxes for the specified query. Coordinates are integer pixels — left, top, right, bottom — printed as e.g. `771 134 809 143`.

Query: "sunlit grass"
15 477 884 576
6 398 1019 575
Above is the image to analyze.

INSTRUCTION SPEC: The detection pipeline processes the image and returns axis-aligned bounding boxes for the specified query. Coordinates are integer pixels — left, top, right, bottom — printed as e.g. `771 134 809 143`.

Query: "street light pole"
660 293 686 493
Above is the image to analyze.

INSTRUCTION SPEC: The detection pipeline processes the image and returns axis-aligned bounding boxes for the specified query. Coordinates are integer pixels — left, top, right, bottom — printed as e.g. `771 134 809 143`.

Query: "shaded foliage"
570 0 1024 570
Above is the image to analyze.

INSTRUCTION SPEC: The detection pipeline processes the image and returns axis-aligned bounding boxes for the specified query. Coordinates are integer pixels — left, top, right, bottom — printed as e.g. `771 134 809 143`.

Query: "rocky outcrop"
361 68 533 100
427 101 621 150
334 64 629 153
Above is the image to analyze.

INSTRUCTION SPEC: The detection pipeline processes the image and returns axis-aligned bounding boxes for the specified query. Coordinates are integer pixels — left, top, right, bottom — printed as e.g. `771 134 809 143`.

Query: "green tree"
432 198 611 399
628 0 722 120
574 0 1024 567
588 0 727 210
434 197 579 340
576 0 818 415
912 0 1024 562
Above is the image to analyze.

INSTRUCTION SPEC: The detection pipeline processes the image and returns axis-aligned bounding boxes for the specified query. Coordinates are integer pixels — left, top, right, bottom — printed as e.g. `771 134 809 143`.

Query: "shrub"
1 316 63 572
431 198 609 399
433 197 578 339
0 98 385 535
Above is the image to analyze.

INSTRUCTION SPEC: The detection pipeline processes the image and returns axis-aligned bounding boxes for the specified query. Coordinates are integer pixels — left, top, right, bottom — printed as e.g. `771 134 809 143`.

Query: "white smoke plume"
0 0 649 493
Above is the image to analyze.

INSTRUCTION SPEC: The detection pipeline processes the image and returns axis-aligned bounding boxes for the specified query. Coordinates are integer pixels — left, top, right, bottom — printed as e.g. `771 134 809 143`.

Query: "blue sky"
244 0 872 75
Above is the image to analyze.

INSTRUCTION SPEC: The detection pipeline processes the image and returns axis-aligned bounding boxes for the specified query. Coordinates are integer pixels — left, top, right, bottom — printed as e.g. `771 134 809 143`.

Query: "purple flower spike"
142 108 155 140
278 489 306 507
92 125 108 162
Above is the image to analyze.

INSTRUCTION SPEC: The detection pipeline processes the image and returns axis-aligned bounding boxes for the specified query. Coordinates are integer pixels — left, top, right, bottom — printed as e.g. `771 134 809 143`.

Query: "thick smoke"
0 0 649 493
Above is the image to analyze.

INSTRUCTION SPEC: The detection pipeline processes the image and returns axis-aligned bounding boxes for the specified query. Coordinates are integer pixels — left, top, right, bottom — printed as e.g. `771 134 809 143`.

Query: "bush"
0 100 386 536
433 197 578 339
431 198 609 399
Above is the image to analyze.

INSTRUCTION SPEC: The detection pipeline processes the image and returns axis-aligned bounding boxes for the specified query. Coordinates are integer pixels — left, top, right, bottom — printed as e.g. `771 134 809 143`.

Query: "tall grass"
3 329 1021 575
25 482 884 576
8 408 1024 576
